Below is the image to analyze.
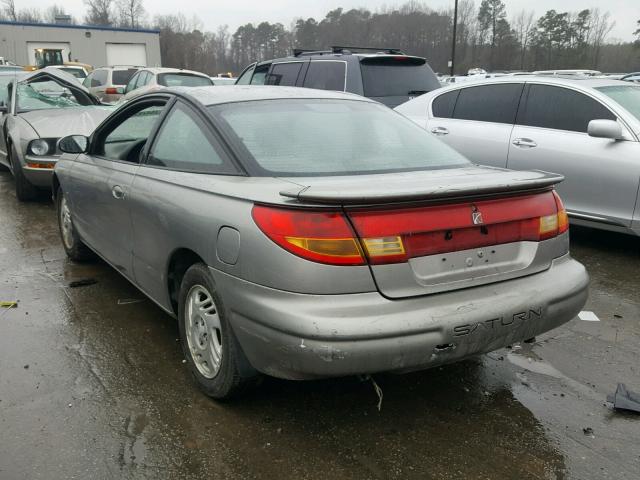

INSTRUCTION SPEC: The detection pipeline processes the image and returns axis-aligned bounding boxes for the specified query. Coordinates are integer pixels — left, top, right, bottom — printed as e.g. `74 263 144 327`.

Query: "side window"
98 103 165 162
432 90 460 118
453 83 523 124
138 71 152 87
235 63 256 85
148 102 235 174
83 72 93 88
265 62 303 86
250 64 270 85
303 61 346 91
125 73 139 93
517 84 616 133
91 70 107 87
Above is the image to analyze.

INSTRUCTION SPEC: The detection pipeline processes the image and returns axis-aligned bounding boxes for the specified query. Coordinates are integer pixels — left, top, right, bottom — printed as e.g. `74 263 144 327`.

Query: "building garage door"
105 43 147 66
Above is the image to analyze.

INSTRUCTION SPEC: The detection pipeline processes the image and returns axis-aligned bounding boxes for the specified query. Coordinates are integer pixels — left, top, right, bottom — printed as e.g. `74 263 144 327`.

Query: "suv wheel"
56 187 93 261
10 144 37 201
178 263 258 399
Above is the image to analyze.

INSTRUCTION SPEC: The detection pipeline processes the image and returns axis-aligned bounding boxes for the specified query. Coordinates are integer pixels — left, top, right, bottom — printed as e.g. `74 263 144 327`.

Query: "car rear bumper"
211 255 588 380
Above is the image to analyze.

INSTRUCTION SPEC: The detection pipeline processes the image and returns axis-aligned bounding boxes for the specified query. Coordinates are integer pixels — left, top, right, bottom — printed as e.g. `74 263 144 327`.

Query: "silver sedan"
53 86 588 399
396 77 640 236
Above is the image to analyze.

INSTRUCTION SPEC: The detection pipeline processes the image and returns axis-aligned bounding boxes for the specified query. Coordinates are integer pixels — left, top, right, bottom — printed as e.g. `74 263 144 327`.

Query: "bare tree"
512 9 535 69
84 0 113 26
2 0 17 21
116 0 145 28
589 9 615 68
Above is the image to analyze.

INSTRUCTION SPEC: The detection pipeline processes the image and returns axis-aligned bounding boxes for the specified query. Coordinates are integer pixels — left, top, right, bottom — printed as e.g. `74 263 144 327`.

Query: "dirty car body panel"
54 86 589 381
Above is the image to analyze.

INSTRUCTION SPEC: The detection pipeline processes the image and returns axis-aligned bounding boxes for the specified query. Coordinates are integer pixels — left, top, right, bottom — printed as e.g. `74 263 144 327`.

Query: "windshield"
595 85 640 122
360 57 441 97
157 73 213 87
210 99 468 176
17 79 83 111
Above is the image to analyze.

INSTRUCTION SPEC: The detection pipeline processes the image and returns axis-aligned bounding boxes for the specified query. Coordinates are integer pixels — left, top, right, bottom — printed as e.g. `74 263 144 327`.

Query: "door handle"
431 126 449 135
512 138 537 148
111 185 125 199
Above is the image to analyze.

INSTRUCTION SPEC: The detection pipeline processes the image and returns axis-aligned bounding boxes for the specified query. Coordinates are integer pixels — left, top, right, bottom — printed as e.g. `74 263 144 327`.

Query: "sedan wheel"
185 285 223 379
56 187 93 261
10 144 38 201
178 263 258 399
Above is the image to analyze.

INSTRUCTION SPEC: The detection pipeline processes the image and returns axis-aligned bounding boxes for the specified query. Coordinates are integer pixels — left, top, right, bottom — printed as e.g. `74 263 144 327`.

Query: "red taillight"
348 191 565 265
553 191 569 235
105 87 119 94
252 191 568 266
251 205 365 266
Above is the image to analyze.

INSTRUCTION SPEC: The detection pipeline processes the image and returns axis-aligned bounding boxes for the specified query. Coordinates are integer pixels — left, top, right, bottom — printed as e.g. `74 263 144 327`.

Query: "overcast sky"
17 0 639 41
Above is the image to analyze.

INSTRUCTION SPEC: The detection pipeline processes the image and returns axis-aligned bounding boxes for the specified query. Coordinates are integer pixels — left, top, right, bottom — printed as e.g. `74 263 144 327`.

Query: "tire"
56 186 93 261
178 263 259 399
10 144 38 201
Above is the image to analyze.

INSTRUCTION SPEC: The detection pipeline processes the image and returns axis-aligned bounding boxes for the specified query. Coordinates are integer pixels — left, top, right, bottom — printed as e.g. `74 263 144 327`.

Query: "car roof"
436 75 633 90
167 85 374 106
256 52 423 66
140 67 209 77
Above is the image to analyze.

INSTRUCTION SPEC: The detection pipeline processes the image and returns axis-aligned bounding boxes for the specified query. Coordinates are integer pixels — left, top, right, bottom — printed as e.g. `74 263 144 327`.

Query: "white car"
120 67 213 102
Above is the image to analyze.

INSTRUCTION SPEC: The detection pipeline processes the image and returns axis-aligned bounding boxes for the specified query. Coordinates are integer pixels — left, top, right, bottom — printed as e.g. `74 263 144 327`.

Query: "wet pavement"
0 170 638 480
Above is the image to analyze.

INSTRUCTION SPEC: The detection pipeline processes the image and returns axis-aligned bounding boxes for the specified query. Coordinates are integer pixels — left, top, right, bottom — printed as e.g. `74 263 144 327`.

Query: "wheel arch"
167 248 206 316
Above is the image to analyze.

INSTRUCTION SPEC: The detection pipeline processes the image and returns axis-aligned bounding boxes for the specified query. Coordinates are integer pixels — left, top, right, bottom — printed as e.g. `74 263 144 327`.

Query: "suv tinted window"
112 68 137 85
303 61 346 91
453 83 523 124
432 90 460 118
266 62 303 86
360 57 440 97
517 84 616 132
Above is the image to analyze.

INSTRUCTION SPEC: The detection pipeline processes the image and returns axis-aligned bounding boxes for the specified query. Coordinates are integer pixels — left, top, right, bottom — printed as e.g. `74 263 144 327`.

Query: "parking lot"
1 170 638 479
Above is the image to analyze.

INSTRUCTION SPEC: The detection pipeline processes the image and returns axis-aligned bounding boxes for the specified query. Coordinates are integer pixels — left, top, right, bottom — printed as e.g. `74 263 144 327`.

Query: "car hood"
19 106 114 137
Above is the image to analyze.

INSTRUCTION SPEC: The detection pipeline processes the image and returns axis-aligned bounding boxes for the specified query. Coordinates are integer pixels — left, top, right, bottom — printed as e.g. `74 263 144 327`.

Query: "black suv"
235 46 441 108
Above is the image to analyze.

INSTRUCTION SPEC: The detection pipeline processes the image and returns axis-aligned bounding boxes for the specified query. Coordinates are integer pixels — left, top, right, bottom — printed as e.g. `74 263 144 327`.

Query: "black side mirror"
59 135 89 154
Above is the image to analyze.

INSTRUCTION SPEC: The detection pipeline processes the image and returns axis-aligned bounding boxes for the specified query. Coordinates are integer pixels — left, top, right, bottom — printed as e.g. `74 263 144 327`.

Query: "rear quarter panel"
128 168 377 312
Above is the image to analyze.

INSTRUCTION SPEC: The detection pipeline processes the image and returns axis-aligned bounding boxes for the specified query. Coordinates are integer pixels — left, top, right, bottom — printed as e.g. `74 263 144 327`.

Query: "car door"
67 98 168 278
425 83 524 168
129 100 239 304
0 80 15 166
507 83 640 227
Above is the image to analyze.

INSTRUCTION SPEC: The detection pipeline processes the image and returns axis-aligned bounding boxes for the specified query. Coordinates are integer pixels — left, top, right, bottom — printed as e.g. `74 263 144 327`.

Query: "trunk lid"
280 166 567 298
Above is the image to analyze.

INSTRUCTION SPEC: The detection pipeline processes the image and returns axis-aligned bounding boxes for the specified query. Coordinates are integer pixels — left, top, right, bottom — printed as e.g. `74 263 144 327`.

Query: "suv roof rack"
292 48 333 57
292 46 406 57
331 46 405 55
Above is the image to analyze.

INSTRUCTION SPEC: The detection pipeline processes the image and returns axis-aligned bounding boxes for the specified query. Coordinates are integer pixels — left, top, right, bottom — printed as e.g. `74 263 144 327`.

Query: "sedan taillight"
251 205 365 266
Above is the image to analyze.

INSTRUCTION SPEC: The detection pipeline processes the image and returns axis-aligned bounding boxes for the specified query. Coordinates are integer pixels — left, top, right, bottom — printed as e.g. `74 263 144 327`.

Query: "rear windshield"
360 57 440 97
158 73 213 87
209 99 468 176
112 69 138 85
595 85 640 122
59 67 86 79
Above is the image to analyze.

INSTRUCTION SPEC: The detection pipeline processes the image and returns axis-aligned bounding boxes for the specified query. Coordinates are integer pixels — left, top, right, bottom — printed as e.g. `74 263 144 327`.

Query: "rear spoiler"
280 170 565 205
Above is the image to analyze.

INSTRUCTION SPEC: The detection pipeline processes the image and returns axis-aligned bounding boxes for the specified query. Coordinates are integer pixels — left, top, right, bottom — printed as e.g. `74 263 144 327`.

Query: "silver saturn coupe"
53 86 589 399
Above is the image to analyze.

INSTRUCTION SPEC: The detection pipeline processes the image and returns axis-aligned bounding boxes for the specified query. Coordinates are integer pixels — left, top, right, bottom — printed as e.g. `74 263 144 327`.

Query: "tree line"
1 0 639 75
